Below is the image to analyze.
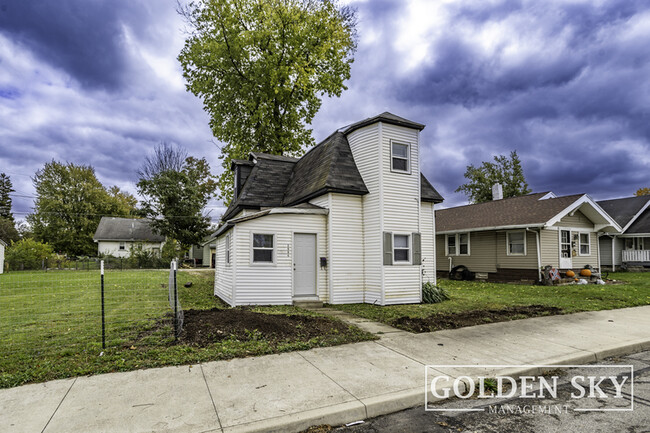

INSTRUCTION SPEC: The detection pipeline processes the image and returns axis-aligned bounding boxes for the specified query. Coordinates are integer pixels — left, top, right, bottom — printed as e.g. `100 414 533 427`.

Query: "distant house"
435 189 621 283
597 196 650 270
0 239 6 274
185 233 218 268
213 112 444 306
93 217 165 257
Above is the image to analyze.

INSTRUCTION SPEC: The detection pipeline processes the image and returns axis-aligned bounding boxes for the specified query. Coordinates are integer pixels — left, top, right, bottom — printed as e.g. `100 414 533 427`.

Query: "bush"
5 239 54 270
422 281 450 304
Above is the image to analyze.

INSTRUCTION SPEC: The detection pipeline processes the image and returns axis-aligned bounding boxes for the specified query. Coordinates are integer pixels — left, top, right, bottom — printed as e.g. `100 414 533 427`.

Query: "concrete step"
293 299 324 309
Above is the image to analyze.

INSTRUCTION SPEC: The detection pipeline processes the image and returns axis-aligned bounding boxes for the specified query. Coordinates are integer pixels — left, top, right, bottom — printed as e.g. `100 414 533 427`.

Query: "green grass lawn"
0 269 373 389
333 272 650 326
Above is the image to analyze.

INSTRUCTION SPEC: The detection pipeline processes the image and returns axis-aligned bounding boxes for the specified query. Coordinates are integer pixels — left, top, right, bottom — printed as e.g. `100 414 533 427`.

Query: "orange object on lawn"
566 270 575 278
580 268 592 277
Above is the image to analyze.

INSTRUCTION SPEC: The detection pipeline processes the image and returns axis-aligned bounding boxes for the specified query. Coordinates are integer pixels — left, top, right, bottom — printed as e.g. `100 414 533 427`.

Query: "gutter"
437 223 545 235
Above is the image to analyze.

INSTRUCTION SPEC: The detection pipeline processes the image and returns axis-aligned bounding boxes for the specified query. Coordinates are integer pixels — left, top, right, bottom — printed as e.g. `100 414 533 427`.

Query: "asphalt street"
336 350 650 433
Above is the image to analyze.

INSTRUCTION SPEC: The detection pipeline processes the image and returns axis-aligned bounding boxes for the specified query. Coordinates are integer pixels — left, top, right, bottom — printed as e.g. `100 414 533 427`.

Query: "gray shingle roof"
436 193 584 232
222 112 443 221
93 217 165 242
597 196 650 229
626 208 650 234
282 132 369 206
420 173 444 203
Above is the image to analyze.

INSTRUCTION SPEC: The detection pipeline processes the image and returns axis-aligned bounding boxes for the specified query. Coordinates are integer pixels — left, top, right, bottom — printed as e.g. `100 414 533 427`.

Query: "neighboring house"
214 112 444 306
597 196 650 270
0 239 6 274
435 189 621 283
93 217 165 257
185 233 218 268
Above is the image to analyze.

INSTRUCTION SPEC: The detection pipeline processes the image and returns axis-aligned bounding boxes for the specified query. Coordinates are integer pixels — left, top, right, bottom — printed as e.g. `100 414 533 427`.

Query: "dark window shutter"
383 232 393 265
412 232 422 265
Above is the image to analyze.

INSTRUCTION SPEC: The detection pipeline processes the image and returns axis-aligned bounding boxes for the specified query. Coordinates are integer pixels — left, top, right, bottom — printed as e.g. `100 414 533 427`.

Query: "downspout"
527 228 542 283
612 235 616 271
449 256 453 272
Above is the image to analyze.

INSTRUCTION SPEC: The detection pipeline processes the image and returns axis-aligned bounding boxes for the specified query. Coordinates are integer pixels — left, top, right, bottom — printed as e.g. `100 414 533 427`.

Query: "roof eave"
343 117 425 135
437 223 546 235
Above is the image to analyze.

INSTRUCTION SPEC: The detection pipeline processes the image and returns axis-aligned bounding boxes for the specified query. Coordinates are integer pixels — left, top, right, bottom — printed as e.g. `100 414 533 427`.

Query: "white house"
93 217 165 258
213 112 444 306
0 239 6 274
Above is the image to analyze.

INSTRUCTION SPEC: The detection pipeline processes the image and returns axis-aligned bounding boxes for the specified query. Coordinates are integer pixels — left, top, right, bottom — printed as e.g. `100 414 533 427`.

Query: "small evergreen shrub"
422 281 450 304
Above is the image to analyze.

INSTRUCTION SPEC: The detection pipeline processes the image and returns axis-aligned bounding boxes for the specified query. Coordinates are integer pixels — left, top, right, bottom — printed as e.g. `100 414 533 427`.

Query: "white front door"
559 229 572 269
294 234 317 297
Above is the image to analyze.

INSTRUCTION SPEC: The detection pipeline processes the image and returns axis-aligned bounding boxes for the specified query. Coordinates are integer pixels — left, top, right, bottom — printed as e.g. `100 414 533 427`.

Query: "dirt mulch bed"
391 305 563 333
180 308 355 347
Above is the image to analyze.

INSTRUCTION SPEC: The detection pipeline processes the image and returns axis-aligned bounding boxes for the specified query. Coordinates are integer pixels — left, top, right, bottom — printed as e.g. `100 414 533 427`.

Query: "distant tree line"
1 143 217 270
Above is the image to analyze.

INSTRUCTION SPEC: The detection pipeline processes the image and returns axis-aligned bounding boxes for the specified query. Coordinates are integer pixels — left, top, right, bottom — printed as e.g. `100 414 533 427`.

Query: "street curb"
226 337 650 433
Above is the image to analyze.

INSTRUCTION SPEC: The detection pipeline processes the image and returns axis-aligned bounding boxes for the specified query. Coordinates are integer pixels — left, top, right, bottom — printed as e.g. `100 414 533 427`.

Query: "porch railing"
622 250 650 263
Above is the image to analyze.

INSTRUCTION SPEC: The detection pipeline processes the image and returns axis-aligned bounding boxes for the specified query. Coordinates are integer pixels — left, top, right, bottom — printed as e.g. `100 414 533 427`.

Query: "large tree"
178 0 357 203
456 151 531 204
28 161 138 256
635 187 650 196
0 173 14 221
137 143 218 250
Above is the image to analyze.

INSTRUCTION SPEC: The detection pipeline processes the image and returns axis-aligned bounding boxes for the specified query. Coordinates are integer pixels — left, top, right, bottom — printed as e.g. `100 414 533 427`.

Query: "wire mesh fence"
0 259 183 372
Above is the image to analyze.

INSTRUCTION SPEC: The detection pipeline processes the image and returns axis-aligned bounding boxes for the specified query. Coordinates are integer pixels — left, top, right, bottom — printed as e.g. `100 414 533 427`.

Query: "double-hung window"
252 234 274 263
225 234 231 265
393 234 410 263
119 242 125 251
391 142 410 173
446 233 470 256
507 231 526 255
579 233 590 255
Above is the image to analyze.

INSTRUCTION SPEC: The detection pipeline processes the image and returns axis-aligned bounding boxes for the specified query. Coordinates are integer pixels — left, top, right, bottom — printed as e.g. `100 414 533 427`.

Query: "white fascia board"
621 199 650 233
538 192 557 200
544 194 623 233
268 207 329 216
437 223 545 235
618 233 650 237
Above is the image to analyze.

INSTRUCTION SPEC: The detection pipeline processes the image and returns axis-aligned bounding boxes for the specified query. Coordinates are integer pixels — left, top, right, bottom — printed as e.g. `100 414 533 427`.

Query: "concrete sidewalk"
2 306 650 433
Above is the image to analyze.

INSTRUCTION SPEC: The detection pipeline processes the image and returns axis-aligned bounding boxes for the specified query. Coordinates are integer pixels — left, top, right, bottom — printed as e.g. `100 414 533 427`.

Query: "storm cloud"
0 0 648 219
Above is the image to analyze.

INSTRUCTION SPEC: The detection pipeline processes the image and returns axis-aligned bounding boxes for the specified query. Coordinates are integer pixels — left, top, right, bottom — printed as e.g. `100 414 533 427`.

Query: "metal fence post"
173 260 178 341
100 260 106 349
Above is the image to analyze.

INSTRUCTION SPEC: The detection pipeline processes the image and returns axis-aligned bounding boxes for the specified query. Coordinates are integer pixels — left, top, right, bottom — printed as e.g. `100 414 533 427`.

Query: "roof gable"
597 195 650 232
93 217 165 242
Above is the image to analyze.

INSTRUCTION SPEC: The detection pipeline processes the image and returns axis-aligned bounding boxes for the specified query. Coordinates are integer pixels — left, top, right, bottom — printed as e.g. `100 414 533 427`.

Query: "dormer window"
391 142 410 173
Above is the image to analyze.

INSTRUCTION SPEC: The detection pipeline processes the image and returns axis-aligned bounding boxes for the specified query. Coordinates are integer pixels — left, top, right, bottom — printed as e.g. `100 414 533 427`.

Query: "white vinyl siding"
328 193 365 304
346 124 382 304
97 241 163 258
382 124 421 304
214 230 234 305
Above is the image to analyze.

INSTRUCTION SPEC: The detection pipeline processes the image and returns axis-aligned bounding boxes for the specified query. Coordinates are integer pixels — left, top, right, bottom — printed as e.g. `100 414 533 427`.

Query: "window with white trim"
446 233 470 256
225 234 231 265
391 142 410 173
119 242 125 251
579 233 590 255
252 234 274 263
507 231 526 255
393 234 410 262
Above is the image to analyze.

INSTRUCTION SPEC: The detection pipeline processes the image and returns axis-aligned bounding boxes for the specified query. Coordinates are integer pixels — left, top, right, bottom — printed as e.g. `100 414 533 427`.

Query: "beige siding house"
93 217 165 258
214 113 444 306
436 191 621 282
